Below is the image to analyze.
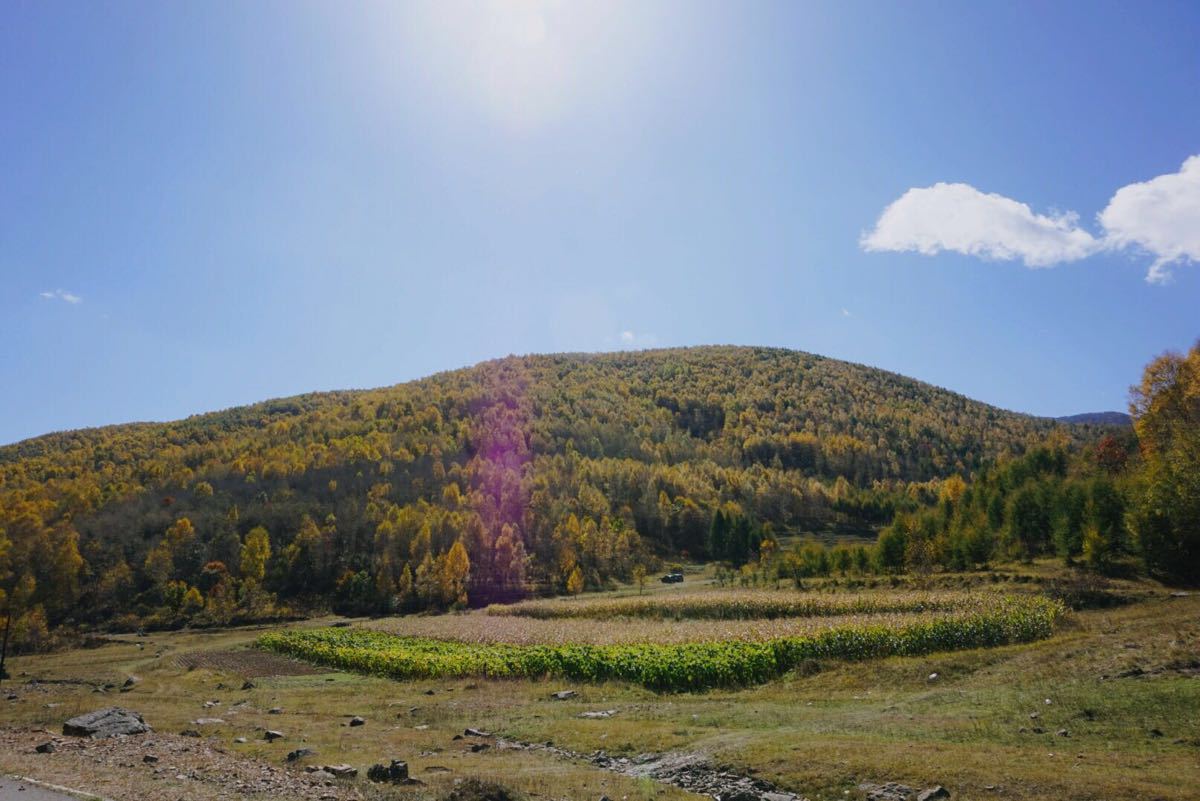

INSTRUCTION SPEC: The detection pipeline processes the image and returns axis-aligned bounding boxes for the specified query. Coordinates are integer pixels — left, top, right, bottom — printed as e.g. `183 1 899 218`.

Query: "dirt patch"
175 649 327 678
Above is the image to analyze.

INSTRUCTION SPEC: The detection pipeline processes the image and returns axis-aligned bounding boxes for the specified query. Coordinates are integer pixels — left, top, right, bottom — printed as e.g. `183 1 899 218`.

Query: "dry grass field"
1 572 1197 801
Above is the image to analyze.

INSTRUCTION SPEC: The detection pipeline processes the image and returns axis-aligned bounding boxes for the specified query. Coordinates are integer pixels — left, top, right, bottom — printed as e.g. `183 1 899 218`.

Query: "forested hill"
1057 411 1132 426
0 346 1110 629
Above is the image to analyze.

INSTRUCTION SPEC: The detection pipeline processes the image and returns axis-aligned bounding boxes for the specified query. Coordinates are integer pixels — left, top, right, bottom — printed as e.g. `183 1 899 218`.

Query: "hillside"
1057 411 1133 426
0 346 1107 629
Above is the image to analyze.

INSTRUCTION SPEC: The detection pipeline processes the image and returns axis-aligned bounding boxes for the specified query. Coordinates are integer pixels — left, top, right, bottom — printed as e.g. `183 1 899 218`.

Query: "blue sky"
3 0 1198 445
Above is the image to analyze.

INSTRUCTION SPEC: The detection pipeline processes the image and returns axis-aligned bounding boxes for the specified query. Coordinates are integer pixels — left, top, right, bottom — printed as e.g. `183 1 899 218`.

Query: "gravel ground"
0 729 365 801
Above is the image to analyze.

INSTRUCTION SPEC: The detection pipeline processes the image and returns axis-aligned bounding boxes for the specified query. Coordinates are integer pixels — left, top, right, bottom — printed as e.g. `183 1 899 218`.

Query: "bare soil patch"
175 649 326 678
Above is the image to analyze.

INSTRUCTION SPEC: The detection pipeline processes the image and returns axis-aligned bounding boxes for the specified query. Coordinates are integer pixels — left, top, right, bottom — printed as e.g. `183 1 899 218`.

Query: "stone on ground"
62 707 151 739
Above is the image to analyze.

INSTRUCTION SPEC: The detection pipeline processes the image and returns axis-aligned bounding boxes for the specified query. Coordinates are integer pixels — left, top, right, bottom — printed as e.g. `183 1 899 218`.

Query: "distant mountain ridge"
1057 411 1132 426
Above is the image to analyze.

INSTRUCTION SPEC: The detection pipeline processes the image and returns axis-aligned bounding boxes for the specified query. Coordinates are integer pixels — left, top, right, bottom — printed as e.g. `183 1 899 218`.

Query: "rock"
268 707 283 715
193 718 226 726
264 730 285 741
241 680 256 690
721 791 760 801
1056 729 1070 737
917 787 951 801
1149 728 1164 738
367 760 410 783
324 764 358 778
63 707 152 738
927 672 939 682
35 741 56 753
470 743 490 753
233 737 248 744
179 729 201 738
551 690 578 700
464 728 491 737
859 782 915 801
287 748 317 762
120 676 140 692
578 710 618 719
203 700 220 708
349 716 366 727
143 754 158 764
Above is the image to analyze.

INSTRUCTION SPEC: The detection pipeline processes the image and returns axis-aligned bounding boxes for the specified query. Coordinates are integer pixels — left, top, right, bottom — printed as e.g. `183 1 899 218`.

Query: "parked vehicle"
660 572 684 584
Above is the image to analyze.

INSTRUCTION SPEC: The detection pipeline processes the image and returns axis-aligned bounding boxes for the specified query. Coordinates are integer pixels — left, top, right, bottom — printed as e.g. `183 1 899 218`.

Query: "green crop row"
486 589 974 621
259 596 1063 691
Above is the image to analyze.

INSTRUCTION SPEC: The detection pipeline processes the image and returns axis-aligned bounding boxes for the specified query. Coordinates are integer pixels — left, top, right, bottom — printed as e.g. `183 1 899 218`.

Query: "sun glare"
383 0 650 132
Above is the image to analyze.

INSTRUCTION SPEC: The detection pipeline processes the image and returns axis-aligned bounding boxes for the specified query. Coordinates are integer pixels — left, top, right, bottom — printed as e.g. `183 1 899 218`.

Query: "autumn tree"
181 585 205 617
165 517 201 580
240 527 271 584
143 540 173 591
440 541 471 608
565 565 584 595
1128 341 1200 583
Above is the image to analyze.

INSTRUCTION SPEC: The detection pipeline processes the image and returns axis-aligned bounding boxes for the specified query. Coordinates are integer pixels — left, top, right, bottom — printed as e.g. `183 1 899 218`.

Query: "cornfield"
258 594 1063 691
486 589 975 621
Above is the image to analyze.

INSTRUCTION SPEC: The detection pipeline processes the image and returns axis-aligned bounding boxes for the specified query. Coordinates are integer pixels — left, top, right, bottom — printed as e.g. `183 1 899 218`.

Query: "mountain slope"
0 346 1099 627
1057 411 1132 426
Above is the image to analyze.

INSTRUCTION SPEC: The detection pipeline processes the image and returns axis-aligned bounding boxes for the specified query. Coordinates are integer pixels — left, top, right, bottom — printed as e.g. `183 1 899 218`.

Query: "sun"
374 0 651 132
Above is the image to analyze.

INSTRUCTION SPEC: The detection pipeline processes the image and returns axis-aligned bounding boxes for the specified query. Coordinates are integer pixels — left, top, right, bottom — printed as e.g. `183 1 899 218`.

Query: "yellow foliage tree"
240 526 271 584
143 541 173 588
181 585 204 616
440 541 470 608
566 565 584 595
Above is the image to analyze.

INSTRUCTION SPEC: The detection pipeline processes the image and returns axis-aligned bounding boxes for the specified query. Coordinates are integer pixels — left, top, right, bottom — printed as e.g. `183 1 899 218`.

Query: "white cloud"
861 183 1099 268
39 289 82 304
862 155 1200 283
620 330 635 344
841 308 852 317
1098 155 1200 284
